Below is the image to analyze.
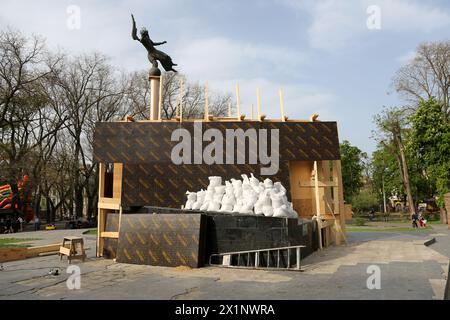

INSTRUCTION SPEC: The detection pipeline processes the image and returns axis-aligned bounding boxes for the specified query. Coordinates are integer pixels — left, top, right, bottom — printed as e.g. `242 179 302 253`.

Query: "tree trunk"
394 133 416 215
75 185 84 218
440 207 448 224
45 197 50 223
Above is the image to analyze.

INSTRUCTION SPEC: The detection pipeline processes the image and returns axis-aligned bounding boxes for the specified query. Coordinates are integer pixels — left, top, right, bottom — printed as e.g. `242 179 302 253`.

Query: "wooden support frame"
97 162 123 258
289 160 346 249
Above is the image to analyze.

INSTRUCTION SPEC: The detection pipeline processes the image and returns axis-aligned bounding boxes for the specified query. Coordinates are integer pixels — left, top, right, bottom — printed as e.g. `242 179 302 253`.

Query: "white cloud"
0 0 336 121
174 37 305 81
397 50 417 64
280 0 450 51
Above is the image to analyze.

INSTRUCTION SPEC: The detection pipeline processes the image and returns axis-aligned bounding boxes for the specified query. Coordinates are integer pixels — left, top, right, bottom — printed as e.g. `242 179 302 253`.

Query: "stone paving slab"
0 225 449 300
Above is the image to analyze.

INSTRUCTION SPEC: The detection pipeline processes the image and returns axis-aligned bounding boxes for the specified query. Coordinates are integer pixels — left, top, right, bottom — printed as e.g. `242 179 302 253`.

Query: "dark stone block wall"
204 213 318 260
103 209 318 268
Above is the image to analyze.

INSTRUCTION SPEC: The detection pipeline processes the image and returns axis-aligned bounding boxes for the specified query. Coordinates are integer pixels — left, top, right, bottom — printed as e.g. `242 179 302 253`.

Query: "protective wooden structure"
95 78 347 257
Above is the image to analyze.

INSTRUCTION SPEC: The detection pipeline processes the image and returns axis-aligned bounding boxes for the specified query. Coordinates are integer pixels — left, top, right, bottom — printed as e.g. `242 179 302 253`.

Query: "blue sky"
1 0 450 155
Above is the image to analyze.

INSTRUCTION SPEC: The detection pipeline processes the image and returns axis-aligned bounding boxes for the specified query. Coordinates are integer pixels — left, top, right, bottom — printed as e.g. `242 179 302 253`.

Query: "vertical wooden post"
97 163 105 257
333 160 345 241
251 104 254 120
279 89 286 121
236 83 241 120
314 161 323 250
158 74 163 121
314 161 321 217
179 78 184 122
204 81 209 121
256 87 261 120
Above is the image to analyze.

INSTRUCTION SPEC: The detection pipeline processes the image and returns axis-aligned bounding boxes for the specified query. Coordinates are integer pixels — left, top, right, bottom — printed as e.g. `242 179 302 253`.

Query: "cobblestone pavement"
0 225 449 300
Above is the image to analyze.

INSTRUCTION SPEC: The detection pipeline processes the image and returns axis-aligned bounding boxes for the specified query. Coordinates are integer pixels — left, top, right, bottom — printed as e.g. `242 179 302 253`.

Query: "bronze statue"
131 14 177 74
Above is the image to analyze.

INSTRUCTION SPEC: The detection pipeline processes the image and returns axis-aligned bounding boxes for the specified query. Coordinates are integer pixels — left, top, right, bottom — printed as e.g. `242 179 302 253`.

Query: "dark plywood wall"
93 121 340 208
115 213 206 268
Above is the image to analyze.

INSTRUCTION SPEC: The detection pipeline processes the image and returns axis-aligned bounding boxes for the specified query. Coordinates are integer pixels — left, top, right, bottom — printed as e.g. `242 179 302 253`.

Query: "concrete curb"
412 238 436 246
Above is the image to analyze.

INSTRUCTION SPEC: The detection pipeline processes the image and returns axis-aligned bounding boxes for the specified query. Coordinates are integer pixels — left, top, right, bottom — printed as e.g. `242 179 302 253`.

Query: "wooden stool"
59 236 86 264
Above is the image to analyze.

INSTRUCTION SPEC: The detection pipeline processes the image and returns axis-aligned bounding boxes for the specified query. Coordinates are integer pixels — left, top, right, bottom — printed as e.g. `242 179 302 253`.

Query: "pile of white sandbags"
184 174 298 218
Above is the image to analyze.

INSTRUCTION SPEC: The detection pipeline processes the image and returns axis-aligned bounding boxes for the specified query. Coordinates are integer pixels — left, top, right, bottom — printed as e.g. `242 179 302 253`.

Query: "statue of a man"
131 14 177 73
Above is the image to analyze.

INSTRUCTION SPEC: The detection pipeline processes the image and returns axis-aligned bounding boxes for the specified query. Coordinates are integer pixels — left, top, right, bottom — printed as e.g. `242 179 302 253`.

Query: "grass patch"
82 229 97 235
0 238 40 248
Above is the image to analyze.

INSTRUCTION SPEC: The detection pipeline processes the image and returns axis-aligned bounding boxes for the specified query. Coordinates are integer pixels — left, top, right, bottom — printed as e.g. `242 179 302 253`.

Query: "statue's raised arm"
131 14 140 41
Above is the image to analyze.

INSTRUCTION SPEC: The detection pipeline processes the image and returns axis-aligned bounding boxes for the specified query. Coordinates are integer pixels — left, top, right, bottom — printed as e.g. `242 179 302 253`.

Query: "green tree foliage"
351 189 379 213
409 98 450 207
340 140 366 202
371 143 403 202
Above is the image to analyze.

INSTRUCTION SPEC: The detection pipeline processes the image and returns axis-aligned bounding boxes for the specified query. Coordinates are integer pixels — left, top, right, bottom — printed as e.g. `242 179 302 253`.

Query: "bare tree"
127 71 232 120
53 52 127 218
393 41 450 119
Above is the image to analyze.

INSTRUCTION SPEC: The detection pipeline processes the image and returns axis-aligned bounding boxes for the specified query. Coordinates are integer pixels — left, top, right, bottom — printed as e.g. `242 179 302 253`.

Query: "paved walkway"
0 225 449 300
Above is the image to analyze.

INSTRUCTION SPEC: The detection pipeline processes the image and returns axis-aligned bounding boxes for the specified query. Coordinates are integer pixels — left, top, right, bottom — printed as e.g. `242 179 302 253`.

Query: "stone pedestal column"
149 67 161 120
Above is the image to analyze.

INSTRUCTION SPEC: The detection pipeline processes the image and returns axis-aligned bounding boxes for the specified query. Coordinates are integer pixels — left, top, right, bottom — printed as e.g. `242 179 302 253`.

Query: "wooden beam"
101 231 119 239
112 163 123 199
279 89 286 121
204 81 209 121
180 79 184 122
333 160 347 239
158 74 163 121
298 180 338 188
98 163 105 198
313 161 321 217
97 163 105 257
236 83 241 120
256 87 261 121
98 202 121 210
118 206 123 234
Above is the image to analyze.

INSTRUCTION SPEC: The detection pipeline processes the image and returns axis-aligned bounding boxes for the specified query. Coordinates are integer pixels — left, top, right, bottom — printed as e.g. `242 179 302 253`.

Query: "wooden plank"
112 163 123 199
204 81 208 121
98 163 105 198
180 79 184 122
279 89 285 121
298 181 338 188
236 83 241 120
99 197 120 204
118 206 123 233
97 208 106 257
313 161 321 217
256 87 261 120
158 74 163 121
27 244 61 256
101 231 119 239
59 247 71 256
98 201 121 210
0 248 28 263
